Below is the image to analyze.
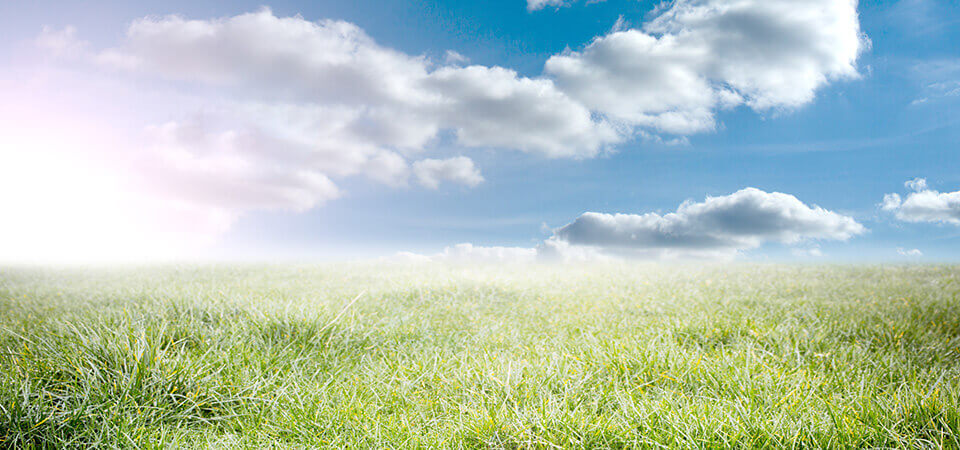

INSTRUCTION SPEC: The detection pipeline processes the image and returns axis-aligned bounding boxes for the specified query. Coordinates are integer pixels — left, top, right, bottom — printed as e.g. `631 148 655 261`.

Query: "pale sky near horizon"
0 0 958 263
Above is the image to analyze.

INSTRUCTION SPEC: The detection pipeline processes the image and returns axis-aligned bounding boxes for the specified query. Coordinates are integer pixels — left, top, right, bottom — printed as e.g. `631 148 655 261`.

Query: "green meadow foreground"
1 265 959 448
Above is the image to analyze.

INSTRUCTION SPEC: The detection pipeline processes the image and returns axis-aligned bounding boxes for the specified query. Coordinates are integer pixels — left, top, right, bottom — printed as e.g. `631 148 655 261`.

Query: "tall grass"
1 264 958 448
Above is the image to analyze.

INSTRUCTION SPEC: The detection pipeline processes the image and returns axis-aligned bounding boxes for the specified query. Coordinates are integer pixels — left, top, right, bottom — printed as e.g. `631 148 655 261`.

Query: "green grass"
1 264 959 448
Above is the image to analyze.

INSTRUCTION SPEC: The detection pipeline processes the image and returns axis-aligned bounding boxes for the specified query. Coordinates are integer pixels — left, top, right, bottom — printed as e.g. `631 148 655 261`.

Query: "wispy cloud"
526 0 607 12
910 59 960 106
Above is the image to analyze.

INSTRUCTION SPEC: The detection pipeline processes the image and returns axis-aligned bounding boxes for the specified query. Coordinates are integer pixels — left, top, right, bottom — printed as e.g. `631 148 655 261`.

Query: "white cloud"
545 188 865 259
527 0 568 11
881 193 902 211
413 157 484 189
545 0 867 134
881 178 960 224
897 247 923 257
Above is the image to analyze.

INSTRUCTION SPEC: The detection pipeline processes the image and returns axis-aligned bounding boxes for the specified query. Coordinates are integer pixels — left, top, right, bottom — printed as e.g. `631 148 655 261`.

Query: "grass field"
1 264 959 448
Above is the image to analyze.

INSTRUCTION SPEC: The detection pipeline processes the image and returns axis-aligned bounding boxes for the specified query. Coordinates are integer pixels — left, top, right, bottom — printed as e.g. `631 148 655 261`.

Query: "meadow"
1 264 958 448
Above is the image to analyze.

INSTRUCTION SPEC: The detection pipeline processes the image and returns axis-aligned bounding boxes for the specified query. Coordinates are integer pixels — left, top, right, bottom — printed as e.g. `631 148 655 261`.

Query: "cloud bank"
396 188 865 263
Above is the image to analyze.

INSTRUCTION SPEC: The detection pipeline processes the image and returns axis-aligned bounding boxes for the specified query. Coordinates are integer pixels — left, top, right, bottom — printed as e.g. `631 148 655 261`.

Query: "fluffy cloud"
881 178 960 224
413 157 484 189
545 0 867 134
544 188 865 259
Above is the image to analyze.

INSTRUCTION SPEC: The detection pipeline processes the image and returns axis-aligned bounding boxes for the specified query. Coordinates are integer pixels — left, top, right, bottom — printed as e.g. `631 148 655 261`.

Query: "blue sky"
0 0 958 262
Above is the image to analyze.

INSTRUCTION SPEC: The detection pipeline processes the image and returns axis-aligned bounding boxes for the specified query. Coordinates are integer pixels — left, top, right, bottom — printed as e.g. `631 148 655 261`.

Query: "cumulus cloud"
545 0 867 134
544 188 865 259
413 157 484 189
881 178 960 224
